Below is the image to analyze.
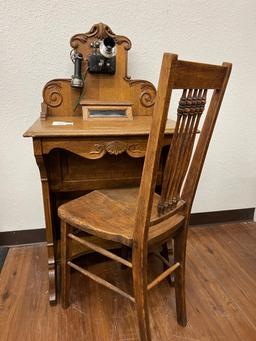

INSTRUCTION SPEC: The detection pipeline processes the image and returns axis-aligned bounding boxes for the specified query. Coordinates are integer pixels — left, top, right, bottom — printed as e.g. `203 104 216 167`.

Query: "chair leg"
173 227 187 326
132 249 151 341
161 242 174 286
161 242 169 271
61 220 71 309
120 245 130 270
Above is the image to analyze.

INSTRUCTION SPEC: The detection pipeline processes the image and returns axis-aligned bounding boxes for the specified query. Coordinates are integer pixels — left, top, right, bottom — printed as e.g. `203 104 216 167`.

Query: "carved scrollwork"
70 25 98 48
127 80 156 108
140 83 157 107
43 81 63 108
70 22 131 50
88 141 146 159
104 24 132 50
42 140 147 160
126 143 146 157
88 144 105 159
35 155 48 181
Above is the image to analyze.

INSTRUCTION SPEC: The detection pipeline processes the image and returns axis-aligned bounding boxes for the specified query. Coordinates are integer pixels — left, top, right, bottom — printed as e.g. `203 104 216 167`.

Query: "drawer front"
42 136 149 159
42 136 171 192
48 150 146 191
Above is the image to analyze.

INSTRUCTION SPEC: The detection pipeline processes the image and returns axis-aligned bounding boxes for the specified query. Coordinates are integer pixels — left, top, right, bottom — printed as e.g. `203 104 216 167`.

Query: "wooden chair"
58 53 232 341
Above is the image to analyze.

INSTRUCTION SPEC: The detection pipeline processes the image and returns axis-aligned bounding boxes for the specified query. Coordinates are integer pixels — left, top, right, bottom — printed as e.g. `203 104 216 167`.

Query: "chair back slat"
133 53 231 246
181 65 231 210
158 88 207 215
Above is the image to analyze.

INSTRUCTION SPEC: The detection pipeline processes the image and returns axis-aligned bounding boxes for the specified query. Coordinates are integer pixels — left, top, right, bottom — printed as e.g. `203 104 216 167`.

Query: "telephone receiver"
70 50 84 88
70 37 116 88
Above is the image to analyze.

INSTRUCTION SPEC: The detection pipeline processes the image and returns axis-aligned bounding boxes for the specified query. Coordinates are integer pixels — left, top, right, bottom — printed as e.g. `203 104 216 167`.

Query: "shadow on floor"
0 247 9 271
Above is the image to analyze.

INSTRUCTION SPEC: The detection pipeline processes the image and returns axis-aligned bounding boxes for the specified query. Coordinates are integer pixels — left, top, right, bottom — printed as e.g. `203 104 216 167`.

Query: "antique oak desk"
24 23 175 305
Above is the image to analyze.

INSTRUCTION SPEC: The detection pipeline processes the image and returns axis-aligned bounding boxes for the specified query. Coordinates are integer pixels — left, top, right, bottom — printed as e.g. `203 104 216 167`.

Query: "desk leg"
41 180 57 305
34 140 57 305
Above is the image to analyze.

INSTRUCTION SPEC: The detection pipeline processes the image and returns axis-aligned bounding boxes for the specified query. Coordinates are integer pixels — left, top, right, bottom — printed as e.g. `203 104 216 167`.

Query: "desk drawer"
42 136 171 191
46 149 166 192
42 136 150 159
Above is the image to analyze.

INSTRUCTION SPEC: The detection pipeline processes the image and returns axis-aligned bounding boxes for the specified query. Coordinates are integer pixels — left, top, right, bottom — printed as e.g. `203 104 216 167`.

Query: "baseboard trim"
189 207 255 226
0 208 254 246
0 229 46 247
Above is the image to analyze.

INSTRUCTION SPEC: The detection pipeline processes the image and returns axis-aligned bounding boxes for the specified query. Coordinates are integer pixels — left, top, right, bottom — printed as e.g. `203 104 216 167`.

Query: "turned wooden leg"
173 228 187 326
132 248 151 341
61 221 71 309
47 243 57 305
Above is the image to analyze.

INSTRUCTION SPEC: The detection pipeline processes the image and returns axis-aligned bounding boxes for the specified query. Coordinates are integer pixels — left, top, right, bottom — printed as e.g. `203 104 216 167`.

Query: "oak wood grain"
23 23 175 306
40 23 156 119
58 187 185 247
58 53 231 340
23 116 175 137
1 222 256 341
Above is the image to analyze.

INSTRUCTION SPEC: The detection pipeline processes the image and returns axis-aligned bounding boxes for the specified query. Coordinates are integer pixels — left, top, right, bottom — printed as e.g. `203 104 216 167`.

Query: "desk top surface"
24 116 176 138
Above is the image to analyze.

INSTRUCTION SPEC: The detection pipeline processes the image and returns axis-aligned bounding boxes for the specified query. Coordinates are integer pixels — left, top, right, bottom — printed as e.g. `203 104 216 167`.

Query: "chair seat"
58 187 185 247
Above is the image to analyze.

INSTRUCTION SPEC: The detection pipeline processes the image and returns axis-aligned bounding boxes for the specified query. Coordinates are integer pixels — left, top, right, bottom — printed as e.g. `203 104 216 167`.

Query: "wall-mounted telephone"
70 37 116 88
89 37 116 74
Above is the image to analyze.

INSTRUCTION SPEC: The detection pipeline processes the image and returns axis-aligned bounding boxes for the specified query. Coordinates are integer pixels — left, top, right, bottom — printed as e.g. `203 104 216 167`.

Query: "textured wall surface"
0 0 255 232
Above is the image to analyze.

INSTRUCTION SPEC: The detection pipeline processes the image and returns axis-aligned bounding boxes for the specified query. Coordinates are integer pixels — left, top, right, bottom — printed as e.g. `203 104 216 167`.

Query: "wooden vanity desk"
23 23 175 304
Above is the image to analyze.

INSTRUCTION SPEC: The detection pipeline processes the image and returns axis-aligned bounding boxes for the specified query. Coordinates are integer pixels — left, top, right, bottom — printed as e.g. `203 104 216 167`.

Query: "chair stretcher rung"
147 262 180 290
68 261 135 302
68 233 132 268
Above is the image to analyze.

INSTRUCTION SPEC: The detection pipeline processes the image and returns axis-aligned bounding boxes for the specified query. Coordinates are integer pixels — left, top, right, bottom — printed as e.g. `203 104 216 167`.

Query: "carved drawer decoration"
89 141 146 158
42 138 148 160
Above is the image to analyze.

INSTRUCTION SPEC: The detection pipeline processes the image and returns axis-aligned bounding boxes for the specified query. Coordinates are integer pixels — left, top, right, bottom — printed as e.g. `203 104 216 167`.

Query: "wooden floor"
0 222 256 341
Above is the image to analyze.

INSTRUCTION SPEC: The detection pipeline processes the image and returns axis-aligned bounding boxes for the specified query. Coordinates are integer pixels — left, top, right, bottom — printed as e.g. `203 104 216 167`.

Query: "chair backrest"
134 53 232 245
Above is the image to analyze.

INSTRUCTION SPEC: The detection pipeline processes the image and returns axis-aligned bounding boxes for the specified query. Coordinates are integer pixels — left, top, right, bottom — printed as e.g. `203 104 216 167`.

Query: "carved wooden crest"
70 23 131 50
42 23 156 119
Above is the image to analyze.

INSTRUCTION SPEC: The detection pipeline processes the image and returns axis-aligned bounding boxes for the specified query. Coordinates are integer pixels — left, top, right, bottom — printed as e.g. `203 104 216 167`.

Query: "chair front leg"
61 220 71 309
132 246 151 341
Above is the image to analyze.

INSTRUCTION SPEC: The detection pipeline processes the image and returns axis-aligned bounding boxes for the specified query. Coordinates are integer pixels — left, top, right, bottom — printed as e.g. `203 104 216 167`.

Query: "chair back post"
132 55 177 341
181 62 232 216
133 53 177 249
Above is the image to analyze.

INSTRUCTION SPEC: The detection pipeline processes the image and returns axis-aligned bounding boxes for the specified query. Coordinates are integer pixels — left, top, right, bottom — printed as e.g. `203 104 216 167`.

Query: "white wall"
0 0 255 232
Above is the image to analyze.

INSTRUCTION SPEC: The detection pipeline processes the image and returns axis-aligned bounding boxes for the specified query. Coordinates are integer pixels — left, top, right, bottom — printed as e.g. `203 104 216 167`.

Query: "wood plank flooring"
0 222 255 340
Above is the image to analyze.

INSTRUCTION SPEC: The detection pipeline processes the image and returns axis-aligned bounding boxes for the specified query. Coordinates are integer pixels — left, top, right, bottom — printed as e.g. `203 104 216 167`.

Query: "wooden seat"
58 187 185 247
59 53 232 341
